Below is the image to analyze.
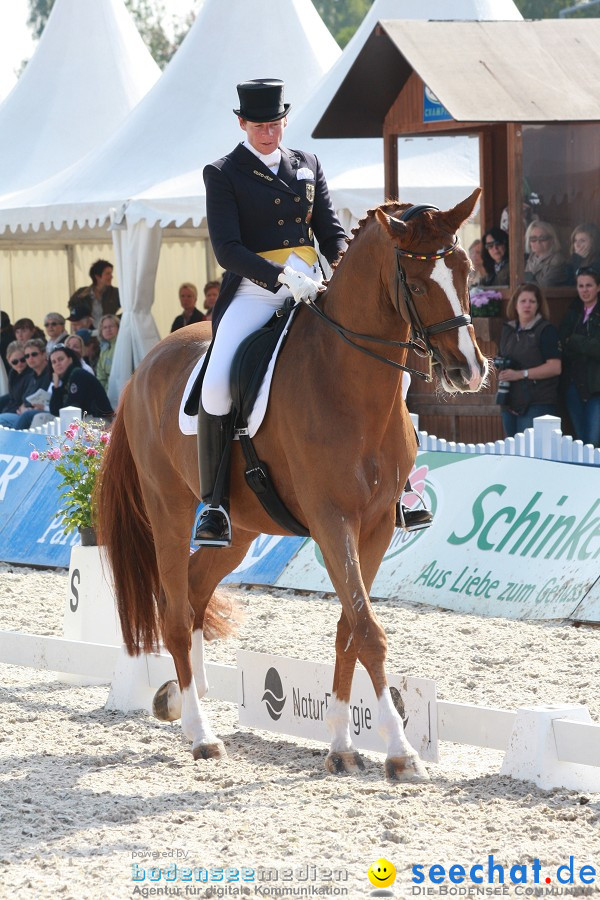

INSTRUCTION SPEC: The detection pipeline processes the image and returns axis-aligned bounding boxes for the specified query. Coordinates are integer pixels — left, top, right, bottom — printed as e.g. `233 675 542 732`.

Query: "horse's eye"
409 283 424 295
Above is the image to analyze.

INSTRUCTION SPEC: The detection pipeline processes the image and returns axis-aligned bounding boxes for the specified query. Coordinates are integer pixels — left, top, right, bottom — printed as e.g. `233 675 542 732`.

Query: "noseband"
304 204 471 382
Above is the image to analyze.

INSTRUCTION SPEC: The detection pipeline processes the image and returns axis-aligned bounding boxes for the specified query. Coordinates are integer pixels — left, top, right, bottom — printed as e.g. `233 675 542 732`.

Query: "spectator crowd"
1 258 222 431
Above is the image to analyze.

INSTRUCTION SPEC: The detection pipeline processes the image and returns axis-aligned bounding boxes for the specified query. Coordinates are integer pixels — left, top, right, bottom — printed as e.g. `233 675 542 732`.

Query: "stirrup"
395 485 433 533
192 505 232 548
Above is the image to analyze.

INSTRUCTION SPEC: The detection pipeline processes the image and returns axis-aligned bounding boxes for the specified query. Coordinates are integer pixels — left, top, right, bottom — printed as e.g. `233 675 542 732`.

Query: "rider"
195 78 431 547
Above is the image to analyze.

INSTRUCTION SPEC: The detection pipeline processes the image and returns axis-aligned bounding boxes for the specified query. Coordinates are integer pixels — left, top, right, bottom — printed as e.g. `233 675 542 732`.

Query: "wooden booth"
314 19 600 442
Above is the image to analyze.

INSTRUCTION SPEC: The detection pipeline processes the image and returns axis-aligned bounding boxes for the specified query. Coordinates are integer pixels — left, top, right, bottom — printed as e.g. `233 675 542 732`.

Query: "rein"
307 204 471 382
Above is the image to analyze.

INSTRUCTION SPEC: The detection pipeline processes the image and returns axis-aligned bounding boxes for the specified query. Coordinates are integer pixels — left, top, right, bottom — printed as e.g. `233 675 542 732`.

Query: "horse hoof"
192 740 227 761
325 750 365 775
385 754 430 783
152 680 182 721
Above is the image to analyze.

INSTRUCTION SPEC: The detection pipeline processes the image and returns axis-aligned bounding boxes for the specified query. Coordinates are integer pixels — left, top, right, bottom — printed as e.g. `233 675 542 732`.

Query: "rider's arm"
203 163 285 293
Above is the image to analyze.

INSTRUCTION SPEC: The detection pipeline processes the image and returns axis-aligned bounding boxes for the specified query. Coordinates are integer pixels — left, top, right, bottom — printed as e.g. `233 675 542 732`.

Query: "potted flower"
30 420 110 545
469 287 503 318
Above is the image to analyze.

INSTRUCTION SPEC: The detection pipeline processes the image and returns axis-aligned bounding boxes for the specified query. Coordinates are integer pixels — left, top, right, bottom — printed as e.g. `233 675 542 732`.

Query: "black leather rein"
305 204 471 382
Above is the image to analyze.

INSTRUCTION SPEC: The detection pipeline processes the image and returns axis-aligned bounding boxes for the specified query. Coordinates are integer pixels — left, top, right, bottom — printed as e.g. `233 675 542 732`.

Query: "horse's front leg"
318 513 429 782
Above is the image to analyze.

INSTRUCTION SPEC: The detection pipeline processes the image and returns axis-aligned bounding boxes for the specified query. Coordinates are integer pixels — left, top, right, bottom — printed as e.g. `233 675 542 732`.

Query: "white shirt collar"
242 140 281 172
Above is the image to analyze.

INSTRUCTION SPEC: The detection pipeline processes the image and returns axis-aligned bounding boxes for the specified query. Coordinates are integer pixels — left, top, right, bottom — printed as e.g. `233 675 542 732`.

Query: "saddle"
186 298 309 538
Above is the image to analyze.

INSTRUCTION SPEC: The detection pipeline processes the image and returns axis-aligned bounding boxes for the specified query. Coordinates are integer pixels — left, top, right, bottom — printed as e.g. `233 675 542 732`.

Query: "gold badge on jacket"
306 183 315 202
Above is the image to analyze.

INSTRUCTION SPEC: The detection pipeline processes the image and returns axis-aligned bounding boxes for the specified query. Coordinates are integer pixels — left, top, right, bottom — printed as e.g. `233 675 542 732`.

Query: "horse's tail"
95 385 160 656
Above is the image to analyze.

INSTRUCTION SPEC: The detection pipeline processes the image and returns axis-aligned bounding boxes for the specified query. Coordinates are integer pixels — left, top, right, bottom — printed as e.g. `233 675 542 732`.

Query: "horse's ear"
375 208 410 239
440 188 482 233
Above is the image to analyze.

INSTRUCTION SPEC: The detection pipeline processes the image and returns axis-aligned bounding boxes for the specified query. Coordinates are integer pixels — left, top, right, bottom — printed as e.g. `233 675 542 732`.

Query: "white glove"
277 266 322 304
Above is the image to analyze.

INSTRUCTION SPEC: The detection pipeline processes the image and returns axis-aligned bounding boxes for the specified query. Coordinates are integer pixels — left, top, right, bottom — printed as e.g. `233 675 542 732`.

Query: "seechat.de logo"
262 667 286 721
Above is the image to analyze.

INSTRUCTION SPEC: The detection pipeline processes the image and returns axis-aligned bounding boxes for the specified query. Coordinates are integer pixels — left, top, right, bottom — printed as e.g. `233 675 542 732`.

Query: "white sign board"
237 650 437 762
276 453 600 621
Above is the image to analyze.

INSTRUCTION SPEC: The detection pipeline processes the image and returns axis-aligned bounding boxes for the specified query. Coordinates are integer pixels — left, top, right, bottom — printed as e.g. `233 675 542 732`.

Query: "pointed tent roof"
0 0 160 196
127 0 522 224
0 0 341 234
282 0 522 217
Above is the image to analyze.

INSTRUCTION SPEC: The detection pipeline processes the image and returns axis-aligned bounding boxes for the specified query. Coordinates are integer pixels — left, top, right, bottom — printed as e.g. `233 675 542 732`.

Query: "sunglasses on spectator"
24 351 42 359
44 320 63 327
10 356 26 365
529 236 551 243
485 240 504 249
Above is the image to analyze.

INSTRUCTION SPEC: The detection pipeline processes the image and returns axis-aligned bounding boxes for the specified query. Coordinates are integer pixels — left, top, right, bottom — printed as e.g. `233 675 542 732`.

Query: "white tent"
0 0 160 196
0 0 159 393
0 0 341 234
0 0 522 401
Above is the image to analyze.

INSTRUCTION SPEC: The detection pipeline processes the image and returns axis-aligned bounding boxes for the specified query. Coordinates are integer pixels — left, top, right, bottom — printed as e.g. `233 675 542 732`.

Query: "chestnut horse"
96 189 486 782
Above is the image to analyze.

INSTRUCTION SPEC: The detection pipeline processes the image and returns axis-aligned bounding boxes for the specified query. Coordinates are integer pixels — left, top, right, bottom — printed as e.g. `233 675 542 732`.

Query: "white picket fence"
4 411 597 466
411 414 600 467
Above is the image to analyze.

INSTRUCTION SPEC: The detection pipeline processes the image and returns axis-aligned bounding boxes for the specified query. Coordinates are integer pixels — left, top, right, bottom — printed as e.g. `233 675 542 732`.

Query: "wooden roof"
314 19 600 136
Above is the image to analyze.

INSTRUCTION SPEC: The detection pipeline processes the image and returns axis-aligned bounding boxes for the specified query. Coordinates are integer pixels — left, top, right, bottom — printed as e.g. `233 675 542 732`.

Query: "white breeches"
201 254 321 416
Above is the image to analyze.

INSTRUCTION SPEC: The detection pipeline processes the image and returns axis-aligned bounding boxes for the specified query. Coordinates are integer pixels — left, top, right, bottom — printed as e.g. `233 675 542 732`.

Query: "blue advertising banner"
0 430 77 567
220 534 305 585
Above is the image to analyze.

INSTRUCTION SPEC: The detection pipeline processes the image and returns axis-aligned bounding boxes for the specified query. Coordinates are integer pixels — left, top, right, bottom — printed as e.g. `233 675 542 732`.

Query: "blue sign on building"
423 85 452 123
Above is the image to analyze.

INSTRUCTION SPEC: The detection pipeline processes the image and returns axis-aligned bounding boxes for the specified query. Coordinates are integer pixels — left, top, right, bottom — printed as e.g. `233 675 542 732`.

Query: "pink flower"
99 433 110 444
29 450 40 461
85 447 98 457
47 448 62 460
65 426 78 439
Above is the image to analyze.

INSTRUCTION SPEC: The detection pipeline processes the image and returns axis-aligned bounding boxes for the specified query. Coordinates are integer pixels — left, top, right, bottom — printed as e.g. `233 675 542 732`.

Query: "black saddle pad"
230 297 296 426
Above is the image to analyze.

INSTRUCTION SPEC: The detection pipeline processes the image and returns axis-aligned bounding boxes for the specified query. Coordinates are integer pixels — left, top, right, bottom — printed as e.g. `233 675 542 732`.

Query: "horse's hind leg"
153 528 256 756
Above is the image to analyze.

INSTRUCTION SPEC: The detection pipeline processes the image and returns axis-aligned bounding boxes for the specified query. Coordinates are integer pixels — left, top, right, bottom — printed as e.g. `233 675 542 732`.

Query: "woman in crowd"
468 239 486 288
569 223 600 274
496 282 562 437
0 342 30 426
49 344 113 421
170 283 205 332
559 267 600 447
95 315 120 390
65 334 95 374
481 227 510 286
524 221 571 287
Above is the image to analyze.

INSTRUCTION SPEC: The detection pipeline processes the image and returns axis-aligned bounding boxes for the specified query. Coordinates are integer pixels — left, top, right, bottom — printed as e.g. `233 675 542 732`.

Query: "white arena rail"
1 630 599 792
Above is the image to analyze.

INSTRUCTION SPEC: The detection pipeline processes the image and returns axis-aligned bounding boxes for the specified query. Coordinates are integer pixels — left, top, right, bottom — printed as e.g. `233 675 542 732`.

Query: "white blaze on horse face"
378 687 418 759
326 696 354 752
430 256 482 389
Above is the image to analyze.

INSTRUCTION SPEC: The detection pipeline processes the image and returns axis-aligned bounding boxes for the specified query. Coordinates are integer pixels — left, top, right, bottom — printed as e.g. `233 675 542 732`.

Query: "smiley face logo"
368 858 397 888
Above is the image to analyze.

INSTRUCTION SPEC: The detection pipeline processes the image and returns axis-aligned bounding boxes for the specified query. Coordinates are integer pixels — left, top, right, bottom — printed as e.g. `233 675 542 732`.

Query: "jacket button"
283 240 290 247
277 219 284 226
295 217 301 223
294 196 300 202
274 198 281 204
299 238 305 244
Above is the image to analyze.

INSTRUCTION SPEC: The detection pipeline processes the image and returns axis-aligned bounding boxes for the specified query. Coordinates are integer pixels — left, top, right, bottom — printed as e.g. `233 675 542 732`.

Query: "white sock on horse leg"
191 629 209 699
325 695 354 753
377 687 416 758
180 683 219 745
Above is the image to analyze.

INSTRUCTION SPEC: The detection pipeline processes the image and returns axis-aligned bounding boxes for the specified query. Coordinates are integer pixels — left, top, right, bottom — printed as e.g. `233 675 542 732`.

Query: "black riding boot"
192 406 233 547
395 479 434 532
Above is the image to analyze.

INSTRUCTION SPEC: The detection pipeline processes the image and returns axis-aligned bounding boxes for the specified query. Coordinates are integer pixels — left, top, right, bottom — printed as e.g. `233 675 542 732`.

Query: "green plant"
30 420 110 534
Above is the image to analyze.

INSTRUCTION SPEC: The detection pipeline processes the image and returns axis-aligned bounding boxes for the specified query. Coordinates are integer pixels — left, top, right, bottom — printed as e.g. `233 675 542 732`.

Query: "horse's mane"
327 200 444 281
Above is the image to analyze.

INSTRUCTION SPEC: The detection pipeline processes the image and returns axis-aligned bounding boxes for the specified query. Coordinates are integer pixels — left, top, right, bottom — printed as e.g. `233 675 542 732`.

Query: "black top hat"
233 79 290 123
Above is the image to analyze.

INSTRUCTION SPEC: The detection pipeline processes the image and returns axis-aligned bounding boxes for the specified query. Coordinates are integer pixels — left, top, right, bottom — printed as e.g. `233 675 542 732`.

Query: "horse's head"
375 189 487 393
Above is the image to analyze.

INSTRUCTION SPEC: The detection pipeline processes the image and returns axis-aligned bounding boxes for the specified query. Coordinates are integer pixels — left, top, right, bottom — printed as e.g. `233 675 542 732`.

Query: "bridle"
305 203 471 382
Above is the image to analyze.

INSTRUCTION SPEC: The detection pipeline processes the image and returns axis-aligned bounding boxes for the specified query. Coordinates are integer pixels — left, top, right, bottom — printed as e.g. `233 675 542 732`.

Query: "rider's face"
239 117 287 155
